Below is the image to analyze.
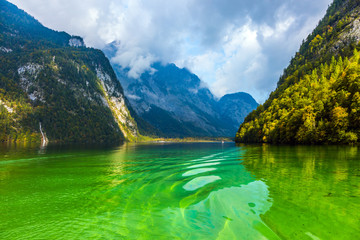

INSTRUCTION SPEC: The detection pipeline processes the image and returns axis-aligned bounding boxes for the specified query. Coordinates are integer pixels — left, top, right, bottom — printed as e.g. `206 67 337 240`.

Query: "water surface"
0 143 359 239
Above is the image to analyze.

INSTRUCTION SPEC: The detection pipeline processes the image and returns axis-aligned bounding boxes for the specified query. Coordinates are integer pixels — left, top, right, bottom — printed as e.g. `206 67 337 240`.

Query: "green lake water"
0 142 359 239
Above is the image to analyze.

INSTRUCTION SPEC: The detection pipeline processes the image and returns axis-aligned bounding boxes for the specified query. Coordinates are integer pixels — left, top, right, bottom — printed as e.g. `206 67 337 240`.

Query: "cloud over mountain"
9 0 332 102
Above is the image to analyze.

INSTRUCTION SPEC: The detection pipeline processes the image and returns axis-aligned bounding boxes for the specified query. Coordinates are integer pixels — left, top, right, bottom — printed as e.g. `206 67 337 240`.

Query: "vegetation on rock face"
0 0 140 143
236 0 360 144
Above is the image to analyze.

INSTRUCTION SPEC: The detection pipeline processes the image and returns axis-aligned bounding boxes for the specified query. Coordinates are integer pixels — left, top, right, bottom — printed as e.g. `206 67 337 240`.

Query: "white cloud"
211 23 268 100
8 0 332 102
113 49 156 79
175 51 221 85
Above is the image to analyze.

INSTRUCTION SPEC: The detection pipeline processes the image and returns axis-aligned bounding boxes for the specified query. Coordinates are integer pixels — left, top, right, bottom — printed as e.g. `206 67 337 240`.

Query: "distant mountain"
106 49 258 137
217 92 258 132
0 0 140 143
236 0 360 144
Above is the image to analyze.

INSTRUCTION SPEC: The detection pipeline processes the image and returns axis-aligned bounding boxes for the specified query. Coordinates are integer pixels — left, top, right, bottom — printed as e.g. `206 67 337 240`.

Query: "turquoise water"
0 143 359 239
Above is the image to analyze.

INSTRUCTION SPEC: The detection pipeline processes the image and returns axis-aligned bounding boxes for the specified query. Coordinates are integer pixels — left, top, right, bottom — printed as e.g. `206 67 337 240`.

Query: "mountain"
236 0 360 144
107 56 258 138
0 0 140 143
217 92 259 131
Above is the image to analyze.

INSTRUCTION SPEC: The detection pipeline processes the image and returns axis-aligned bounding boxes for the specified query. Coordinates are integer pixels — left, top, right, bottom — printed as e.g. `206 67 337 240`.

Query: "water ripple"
182 168 217 177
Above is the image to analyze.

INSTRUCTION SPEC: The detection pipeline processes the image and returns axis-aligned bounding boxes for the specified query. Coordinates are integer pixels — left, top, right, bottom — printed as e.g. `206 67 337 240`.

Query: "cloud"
210 22 268 100
8 0 332 102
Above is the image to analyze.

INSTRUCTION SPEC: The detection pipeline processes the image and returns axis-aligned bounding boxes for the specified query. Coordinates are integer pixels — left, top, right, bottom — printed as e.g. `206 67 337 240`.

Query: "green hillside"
236 0 360 144
0 0 140 143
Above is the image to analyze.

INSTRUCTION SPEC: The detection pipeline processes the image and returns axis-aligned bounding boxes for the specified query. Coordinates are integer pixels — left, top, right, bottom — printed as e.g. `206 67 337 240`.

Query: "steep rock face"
108 57 258 137
236 0 360 144
0 0 139 143
95 65 138 140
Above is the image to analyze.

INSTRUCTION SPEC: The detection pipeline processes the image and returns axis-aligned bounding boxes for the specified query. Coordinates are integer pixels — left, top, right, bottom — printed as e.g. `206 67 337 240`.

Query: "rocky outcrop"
96 66 139 140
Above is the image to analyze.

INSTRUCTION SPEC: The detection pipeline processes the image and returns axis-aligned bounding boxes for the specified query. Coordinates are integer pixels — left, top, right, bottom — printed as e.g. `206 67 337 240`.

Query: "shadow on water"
237 144 360 240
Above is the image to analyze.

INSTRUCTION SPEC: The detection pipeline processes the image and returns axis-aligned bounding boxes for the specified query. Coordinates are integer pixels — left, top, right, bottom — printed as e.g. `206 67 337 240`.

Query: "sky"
8 0 333 103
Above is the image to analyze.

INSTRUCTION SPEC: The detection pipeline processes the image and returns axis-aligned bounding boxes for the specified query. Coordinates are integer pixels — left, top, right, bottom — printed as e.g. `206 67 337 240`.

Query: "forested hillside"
0 0 140 143
236 0 360 144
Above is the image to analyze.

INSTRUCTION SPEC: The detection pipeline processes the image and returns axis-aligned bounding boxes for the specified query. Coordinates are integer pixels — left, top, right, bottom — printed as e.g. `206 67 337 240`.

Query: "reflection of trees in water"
0 142 48 181
237 144 360 240
3 143 359 239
